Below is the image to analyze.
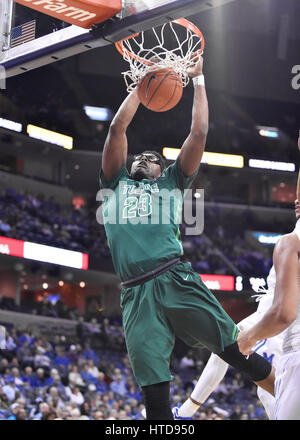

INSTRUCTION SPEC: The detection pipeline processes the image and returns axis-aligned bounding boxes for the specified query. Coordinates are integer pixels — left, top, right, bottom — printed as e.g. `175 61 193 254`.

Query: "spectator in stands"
179 350 196 370
20 366 34 386
0 358 9 375
68 365 86 388
32 402 51 420
70 407 81 420
16 408 28 420
10 368 24 388
96 372 108 393
247 403 257 420
0 391 11 414
110 374 127 397
56 406 71 420
240 413 249 420
6 402 20 420
80 401 92 418
37 297 56 318
45 410 57 420
83 384 97 403
1 367 13 384
126 381 142 403
38 336 53 354
17 341 34 368
29 368 50 388
18 330 36 347
82 343 98 363
67 345 79 365
231 372 245 390
5 332 17 354
67 386 84 406
75 316 87 346
10 357 20 370
34 347 51 371
2 378 18 402
87 359 101 379
46 386 65 411
80 364 97 386
230 404 243 420
52 375 69 401
54 349 70 371
93 410 104 420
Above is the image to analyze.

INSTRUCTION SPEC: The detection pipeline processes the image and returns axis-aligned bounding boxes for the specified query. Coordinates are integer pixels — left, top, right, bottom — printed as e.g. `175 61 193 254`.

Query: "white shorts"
239 311 283 420
253 336 279 420
274 351 300 420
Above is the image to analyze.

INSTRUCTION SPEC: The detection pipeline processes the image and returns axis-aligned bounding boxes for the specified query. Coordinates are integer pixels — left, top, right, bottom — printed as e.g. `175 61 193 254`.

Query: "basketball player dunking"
238 130 300 420
100 57 275 420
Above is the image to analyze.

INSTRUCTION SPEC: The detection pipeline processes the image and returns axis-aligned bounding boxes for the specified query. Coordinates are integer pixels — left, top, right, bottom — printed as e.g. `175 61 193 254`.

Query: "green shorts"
120 262 239 387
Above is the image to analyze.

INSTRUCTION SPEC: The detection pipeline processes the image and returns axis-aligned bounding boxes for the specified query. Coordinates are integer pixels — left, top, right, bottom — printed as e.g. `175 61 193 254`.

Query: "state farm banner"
200 274 235 291
0 236 24 258
12 0 122 29
0 236 88 270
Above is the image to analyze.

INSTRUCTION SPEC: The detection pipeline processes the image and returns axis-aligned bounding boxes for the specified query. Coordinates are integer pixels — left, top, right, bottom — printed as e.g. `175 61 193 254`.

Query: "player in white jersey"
175 131 300 421
238 131 300 420
175 266 283 420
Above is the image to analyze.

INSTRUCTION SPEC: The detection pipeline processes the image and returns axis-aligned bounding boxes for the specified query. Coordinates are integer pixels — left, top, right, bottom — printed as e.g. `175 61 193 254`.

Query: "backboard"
0 0 238 78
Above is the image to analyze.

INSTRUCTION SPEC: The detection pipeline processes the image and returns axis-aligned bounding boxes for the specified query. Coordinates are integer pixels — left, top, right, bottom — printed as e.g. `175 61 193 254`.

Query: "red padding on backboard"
13 0 122 29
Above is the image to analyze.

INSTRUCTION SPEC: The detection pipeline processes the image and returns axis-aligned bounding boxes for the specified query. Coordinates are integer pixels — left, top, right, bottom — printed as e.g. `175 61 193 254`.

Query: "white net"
117 20 204 92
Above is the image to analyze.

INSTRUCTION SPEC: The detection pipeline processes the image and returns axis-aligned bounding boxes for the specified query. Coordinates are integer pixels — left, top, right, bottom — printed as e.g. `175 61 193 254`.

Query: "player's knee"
128 344 160 378
218 342 272 382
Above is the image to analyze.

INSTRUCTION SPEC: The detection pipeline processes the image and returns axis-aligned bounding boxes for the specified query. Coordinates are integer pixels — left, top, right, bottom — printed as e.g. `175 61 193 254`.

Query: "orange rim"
115 18 205 66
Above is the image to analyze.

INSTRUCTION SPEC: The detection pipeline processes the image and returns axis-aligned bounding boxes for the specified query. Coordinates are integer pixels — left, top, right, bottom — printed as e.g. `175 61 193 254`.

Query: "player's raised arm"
101 88 140 182
177 56 209 176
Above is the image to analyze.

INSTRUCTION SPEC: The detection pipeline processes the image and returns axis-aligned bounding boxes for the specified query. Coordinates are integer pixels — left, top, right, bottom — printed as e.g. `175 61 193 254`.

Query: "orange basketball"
137 68 183 112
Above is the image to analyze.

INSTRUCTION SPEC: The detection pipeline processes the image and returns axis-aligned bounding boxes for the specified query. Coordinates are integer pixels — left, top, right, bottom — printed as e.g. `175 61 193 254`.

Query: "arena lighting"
252 232 283 245
27 124 73 150
0 117 22 132
23 242 88 269
0 236 88 270
162 147 180 161
202 152 244 168
249 159 295 172
257 126 279 139
83 106 114 121
162 148 244 168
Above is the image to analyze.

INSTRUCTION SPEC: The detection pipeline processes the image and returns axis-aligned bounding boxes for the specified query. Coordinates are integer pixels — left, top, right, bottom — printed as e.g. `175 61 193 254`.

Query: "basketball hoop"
115 18 205 92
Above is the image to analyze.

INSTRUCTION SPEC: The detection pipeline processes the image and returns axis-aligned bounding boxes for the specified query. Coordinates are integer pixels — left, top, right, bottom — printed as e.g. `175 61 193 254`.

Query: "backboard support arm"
0 0 238 78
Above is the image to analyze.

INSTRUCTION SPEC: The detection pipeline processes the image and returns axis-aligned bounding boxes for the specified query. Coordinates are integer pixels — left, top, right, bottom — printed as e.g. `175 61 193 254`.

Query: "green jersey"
99 159 197 281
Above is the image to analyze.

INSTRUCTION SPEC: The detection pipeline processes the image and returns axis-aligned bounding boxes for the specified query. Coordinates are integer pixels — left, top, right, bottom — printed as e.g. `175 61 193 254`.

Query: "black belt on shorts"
120 257 181 289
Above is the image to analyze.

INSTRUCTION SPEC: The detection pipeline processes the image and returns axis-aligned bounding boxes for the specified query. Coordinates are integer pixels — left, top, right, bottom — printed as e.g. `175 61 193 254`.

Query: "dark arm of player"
101 88 140 182
237 234 300 355
177 57 209 176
